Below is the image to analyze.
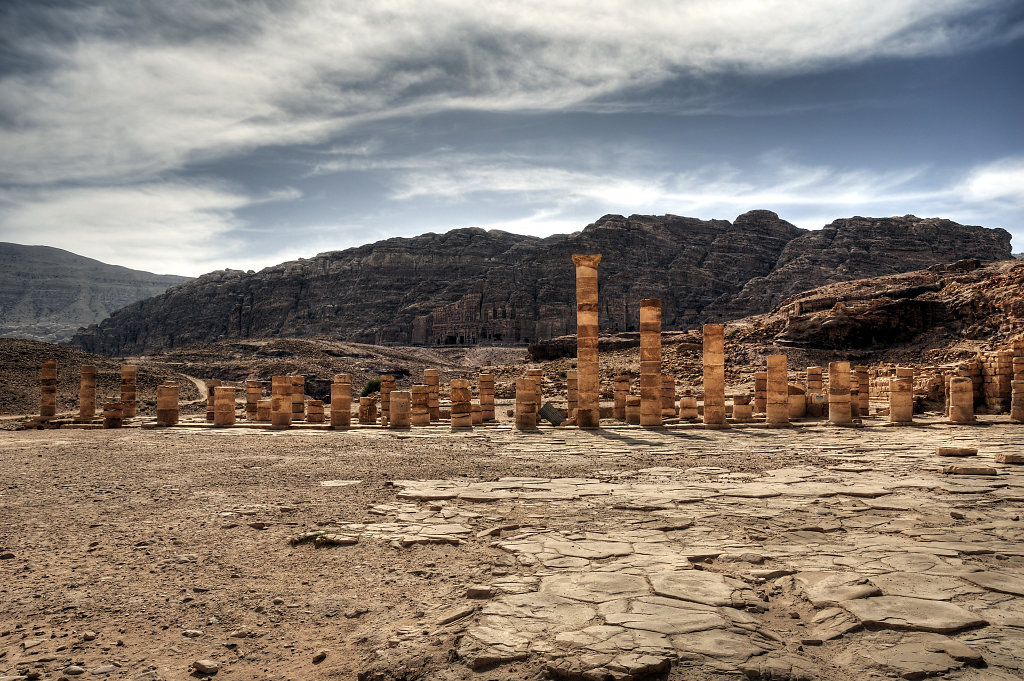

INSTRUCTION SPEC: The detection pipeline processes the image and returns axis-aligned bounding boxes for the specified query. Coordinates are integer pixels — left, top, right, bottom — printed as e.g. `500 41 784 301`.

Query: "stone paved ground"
1 418 1022 680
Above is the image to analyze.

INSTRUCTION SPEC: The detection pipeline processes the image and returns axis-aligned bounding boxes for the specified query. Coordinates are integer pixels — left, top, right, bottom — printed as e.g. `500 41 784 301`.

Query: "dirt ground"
2 413 1023 681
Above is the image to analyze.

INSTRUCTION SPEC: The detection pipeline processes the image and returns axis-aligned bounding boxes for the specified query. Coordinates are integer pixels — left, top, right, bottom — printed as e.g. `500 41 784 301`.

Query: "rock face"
69 211 1010 355
0 243 190 343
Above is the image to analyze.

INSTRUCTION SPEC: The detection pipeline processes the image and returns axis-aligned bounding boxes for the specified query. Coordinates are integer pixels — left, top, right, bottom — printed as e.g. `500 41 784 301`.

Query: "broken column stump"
572 253 601 428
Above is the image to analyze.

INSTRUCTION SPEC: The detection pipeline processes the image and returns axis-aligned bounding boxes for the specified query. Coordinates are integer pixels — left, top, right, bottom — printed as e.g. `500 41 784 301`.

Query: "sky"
0 1 1022 277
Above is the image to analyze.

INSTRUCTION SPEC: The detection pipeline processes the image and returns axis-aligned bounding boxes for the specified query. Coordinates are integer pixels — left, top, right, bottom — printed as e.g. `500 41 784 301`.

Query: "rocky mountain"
69 211 1012 356
0 243 190 344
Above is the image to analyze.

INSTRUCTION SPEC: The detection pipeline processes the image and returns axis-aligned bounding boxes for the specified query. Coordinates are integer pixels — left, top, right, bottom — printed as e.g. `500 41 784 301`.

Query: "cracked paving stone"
840 596 988 633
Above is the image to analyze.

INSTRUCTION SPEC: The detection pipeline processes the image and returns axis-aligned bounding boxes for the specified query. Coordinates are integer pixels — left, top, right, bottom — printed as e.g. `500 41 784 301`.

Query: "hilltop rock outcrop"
69 211 1011 355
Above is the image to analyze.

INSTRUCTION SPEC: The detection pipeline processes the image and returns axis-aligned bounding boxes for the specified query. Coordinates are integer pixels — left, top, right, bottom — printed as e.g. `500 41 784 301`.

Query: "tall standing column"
515 378 538 430
753 372 767 414
79 365 97 421
380 374 395 426
765 355 789 426
156 382 179 426
948 377 976 424
331 374 351 429
271 376 292 429
567 371 579 420
572 254 602 428
245 380 262 420
390 391 411 429
889 367 914 424
1012 358 1024 423
640 299 662 427
424 369 440 421
612 375 629 421
291 376 306 422
703 324 726 427
854 365 870 416
526 369 543 424
450 379 472 430
120 365 137 418
40 359 57 419
411 385 430 426
213 386 236 426
828 361 852 425
661 375 676 418
479 373 495 422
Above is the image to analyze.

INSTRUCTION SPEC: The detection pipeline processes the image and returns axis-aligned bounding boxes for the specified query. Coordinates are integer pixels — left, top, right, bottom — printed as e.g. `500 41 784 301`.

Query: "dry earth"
2 413 1023 681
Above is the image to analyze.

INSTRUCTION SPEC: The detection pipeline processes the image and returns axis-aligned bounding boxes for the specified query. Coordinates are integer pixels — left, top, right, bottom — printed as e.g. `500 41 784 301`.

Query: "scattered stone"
90 664 116 674
739 652 819 680
192 659 219 675
466 585 493 599
312 650 327 664
436 605 475 625
936 447 977 457
0 552 14 560
995 452 1024 464
82 631 97 641
182 630 203 638
943 464 998 476
64 667 86 676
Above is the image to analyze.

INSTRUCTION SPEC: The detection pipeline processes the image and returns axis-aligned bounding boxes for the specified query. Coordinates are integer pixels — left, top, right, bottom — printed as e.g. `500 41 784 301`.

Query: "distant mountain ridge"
68 211 1012 356
0 243 191 344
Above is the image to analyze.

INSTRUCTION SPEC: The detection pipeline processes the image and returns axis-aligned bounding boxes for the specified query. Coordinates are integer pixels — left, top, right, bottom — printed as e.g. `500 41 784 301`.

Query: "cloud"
0 0 1020 185
959 157 1024 203
0 181 300 276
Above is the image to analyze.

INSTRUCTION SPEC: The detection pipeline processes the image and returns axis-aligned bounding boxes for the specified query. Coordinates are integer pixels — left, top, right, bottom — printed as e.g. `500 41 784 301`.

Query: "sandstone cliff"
69 211 1011 356
0 243 190 344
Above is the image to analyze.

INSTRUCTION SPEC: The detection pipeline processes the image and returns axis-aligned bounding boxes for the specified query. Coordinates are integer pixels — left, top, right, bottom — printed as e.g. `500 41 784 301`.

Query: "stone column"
450 379 472 430
245 380 262 420
471 401 483 425
753 372 767 414
306 400 325 423
424 369 440 421
479 373 495 422
156 382 179 426
271 376 292 429
212 386 236 426
120 365 137 418
358 397 377 424
661 375 675 418
733 395 753 421
526 369 543 424
678 393 698 419
854 366 870 416
703 324 726 427
765 355 789 426
79 365 97 421
625 395 641 425
257 399 272 422
390 391 411 429
612 375 629 421
948 377 975 424
291 376 305 422
330 374 351 429
205 380 220 422
828 361 852 425
380 374 396 426
805 367 823 417
889 367 914 424
411 385 431 426
572 253 601 428
1012 358 1024 423
639 299 662 427
567 371 579 420
40 359 57 419
515 378 538 430
102 402 123 429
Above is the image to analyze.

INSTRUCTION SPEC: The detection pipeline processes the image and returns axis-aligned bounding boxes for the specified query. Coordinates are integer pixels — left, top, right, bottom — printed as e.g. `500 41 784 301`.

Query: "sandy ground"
2 412 1023 681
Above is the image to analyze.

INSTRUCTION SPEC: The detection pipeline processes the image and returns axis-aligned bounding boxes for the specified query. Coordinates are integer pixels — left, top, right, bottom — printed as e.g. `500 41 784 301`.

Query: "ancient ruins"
8 253 1024 681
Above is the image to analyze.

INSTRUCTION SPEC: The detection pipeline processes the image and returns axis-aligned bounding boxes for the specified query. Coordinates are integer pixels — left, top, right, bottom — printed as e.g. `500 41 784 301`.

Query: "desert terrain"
2 331 1024 680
